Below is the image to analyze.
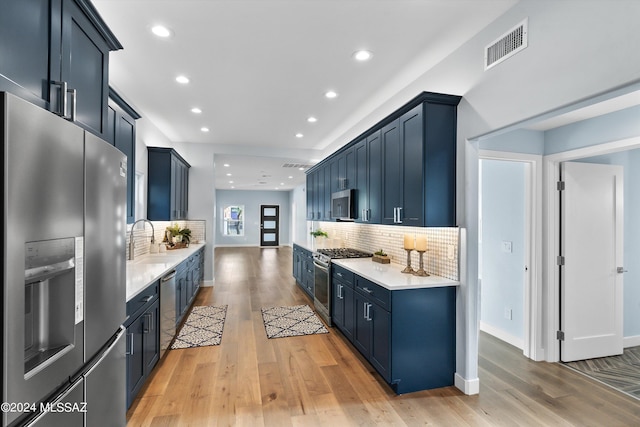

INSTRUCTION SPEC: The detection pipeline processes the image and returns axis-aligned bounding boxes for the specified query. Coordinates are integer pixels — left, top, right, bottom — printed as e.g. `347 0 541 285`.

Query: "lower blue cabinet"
334 270 456 394
125 282 160 408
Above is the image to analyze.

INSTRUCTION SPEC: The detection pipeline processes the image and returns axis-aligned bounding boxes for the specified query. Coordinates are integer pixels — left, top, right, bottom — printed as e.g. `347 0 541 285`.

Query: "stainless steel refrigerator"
2 92 127 426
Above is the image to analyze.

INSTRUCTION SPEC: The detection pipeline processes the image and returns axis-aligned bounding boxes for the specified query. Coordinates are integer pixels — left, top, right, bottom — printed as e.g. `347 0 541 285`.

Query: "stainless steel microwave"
331 189 355 220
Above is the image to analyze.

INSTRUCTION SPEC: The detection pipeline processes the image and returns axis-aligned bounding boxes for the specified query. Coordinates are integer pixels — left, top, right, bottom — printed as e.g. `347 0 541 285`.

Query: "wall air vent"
484 18 528 70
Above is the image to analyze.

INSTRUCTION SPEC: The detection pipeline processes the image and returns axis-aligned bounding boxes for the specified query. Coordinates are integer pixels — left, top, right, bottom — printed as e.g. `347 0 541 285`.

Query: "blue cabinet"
306 92 460 226
147 147 191 221
292 244 314 299
107 88 140 224
0 0 122 138
331 266 456 394
331 264 355 341
125 281 160 408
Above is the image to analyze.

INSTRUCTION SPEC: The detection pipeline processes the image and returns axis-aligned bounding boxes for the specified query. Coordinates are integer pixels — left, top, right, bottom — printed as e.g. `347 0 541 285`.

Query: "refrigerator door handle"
86 326 126 375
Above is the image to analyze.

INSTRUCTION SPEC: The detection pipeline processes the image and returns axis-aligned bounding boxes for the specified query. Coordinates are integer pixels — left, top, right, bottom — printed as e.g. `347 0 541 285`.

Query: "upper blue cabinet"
108 88 141 224
147 147 191 221
306 92 461 227
0 0 122 138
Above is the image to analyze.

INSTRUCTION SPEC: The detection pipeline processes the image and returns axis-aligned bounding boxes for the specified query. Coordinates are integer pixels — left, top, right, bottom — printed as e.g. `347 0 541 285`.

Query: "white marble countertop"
331 258 459 291
126 244 205 302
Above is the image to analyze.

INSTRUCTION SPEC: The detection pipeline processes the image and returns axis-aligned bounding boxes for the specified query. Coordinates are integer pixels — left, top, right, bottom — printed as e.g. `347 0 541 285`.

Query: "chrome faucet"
128 219 155 261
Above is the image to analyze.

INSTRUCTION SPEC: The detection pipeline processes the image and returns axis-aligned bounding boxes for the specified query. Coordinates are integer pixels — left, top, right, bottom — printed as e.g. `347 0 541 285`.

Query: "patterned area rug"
563 346 640 400
261 304 329 339
171 305 228 349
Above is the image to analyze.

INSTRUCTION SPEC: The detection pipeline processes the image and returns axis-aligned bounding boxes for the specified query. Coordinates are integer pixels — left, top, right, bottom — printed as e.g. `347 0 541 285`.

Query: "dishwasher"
160 270 177 358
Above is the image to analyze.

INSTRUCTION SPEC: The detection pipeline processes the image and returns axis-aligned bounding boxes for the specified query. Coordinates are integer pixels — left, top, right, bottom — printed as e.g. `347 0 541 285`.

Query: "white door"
560 161 623 362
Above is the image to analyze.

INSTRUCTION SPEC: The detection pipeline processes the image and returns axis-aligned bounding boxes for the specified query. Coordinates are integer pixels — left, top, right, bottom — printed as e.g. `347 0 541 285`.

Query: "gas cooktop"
316 248 373 259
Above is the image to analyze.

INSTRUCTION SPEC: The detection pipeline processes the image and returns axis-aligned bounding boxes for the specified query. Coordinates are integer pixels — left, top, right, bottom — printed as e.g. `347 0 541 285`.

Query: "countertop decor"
332 258 458 291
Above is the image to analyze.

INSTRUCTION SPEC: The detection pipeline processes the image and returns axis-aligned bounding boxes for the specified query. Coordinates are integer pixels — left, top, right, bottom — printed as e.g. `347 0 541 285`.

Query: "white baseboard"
201 279 214 287
624 335 640 348
480 321 524 350
454 373 479 395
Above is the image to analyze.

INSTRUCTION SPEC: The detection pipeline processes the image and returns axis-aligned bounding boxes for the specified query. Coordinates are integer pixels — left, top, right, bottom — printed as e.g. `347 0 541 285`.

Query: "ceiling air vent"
282 163 312 169
484 18 528 70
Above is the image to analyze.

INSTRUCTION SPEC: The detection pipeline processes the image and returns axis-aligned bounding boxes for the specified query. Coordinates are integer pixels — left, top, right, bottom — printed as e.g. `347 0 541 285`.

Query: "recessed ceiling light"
223 164 230 167
175 75 190 84
200 127 210 132
226 173 232 176
151 25 172 38
295 133 304 138
353 50 373 61
325 90 338 99
191 107 202 114
288 176 293 179
307 116 317 123
298 167 305 171
280 183 284 186
229 180 234 184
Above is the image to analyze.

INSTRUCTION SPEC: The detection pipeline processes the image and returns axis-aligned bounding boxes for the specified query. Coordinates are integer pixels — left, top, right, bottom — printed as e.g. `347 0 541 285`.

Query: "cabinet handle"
126 333 134 355
68 88 77 122
337 272 343 278
397 207 403 224
142 295 154 303
361 287 373 294
52 81 68 118
363 302 368 320
339 285 343 299
143 313 151 334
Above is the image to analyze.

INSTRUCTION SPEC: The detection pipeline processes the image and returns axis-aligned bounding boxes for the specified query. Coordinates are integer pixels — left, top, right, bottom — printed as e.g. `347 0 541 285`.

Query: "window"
223 205 244 236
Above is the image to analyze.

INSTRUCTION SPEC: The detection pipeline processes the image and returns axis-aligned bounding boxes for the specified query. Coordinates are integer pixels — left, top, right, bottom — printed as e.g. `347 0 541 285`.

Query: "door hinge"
557 181 565 191
557 330 565 341
557 256 565 266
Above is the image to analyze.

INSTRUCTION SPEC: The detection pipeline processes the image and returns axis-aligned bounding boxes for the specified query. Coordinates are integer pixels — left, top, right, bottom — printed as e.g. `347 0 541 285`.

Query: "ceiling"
92 0 518 190
92 0 639 191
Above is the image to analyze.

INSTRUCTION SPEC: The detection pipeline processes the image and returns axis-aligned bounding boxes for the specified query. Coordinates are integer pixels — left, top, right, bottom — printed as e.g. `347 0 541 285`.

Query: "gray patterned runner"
171 305 228 349
261 304 328 339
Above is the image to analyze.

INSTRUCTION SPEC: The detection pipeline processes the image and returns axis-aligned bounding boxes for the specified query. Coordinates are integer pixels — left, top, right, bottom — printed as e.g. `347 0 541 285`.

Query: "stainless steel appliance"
313 248 372 325
2 92 127 426
331 189 355 220
160 270 177 358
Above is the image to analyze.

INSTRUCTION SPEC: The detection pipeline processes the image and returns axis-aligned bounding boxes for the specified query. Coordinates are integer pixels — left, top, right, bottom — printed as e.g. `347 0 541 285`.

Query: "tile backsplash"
126 220 207 259
309 221 460 281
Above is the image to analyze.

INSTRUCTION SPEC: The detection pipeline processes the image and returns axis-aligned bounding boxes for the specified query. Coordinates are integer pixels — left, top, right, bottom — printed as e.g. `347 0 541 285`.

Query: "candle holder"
401 249 415 274
413 250 430 277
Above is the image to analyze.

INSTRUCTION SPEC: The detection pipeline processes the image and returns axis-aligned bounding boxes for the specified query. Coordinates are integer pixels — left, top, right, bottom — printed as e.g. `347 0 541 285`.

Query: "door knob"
617 267 628 273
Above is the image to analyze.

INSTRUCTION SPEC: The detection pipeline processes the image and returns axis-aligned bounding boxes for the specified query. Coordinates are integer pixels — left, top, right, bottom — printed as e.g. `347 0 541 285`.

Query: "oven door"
313 258 331 326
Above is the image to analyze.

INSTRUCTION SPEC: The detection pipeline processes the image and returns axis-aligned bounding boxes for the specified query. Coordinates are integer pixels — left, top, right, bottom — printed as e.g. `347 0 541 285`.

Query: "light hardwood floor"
127 246 640 426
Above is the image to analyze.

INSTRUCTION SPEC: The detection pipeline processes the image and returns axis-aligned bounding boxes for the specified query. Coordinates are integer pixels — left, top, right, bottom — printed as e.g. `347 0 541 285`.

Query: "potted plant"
372 249 391 264
310 229 328 249
166 223 192 248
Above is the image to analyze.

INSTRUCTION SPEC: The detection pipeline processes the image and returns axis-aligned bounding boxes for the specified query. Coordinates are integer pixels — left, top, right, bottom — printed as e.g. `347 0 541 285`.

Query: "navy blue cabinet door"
62 0 110 136
381 119 401 224
115 113 136 223
344 147 356 192
424 102 457 226
342 284 355 342
142 299 160 375
353 292 371 357
126 314 145 407
323 164 332 219
367 131 382 224
332 282 345 328
306 171 315 220
148 147 190 221
399 105 424 227
0 0 60 110
354 139 368 222
369 303 391 382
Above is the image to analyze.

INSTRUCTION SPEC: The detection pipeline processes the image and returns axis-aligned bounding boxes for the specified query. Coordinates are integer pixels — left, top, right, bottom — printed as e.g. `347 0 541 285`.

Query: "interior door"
260 205 279 246
560 161 624 362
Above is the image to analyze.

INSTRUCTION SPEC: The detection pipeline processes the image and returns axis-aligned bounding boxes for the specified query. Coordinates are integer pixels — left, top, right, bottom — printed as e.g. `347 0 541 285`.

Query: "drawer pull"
362 287 373 294
142 295 154 302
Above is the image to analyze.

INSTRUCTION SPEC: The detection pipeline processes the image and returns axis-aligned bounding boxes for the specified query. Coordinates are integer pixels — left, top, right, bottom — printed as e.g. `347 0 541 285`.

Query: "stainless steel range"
313 248 372 325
